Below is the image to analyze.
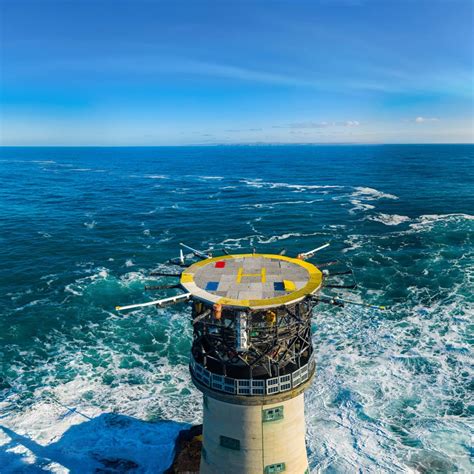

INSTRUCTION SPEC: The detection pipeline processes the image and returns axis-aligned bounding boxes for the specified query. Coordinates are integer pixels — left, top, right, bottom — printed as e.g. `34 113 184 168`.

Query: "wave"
256 231 324 244
349 200 376 213
0 370 197 473
306 260 473 472
352 187 399 200
347 187 399 214
38 231 52 238
219 231 325 247
368 213 411 226
240 199 322 209
0 160 56 164
409 213 474 231
64 268 110 297
240 178 343 191
83 221 97 230
197 175 224 180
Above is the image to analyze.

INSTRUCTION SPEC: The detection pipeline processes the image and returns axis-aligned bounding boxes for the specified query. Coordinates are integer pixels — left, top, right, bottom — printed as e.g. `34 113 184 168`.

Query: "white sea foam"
347 187 398 214
349 199 376 213
144 175 169 179
256 231 324 244
38 231 52 238
409 213 474 231
1 268 202 471
306 269 473 472
352 187 399 200
64 268 110 297
241 199 322 209
83 221 97 230
0 160 56 164
240 178 342 191
220 234 261 248
218 231 326 248
368 213 411 226
342 234 364 253
0 369 197 473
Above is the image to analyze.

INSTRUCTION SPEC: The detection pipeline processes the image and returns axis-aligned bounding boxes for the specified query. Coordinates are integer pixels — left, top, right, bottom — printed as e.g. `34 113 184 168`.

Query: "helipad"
180 253 323 309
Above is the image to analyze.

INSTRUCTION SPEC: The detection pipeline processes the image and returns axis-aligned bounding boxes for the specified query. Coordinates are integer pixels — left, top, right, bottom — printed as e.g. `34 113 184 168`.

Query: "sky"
0 0 473 145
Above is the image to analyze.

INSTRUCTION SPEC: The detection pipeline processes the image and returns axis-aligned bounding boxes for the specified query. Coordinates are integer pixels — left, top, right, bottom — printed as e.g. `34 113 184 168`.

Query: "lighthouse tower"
180 253 322 474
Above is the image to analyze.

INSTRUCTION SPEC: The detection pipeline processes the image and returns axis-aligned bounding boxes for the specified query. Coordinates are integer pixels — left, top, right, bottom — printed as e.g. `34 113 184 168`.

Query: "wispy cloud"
274 120 360 129
414 116 439 123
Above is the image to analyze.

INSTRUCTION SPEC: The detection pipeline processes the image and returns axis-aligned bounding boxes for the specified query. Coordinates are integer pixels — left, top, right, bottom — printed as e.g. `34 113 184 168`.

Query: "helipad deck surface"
180 254 322 309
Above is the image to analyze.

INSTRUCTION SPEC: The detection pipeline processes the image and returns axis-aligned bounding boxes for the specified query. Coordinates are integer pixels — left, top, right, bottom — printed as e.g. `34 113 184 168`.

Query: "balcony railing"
190 355 315 396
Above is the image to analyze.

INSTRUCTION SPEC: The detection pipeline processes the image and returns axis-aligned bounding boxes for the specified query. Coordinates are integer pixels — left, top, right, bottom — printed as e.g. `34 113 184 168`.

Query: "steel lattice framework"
190 299 316 381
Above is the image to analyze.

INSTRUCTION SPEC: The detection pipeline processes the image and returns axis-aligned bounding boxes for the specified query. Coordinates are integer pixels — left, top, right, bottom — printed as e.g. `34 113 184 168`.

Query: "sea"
0 145 472 473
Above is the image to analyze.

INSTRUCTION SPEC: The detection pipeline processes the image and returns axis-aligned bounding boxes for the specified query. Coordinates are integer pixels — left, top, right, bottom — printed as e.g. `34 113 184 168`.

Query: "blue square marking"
273 282 285 291
206 281 219 291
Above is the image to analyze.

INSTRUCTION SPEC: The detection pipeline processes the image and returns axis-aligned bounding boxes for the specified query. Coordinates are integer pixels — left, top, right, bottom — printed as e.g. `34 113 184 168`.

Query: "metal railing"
190 355 315 396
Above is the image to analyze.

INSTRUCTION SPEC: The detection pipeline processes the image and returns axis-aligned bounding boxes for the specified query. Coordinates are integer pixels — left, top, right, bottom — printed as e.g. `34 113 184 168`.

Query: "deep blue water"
0 145 473 473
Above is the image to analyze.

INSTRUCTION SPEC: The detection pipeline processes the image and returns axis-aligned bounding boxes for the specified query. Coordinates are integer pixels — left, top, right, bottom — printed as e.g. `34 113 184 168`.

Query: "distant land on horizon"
1 142 474 148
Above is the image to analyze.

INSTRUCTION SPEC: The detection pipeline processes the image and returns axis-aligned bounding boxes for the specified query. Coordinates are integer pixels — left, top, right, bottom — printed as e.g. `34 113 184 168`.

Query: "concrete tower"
180 253 323 474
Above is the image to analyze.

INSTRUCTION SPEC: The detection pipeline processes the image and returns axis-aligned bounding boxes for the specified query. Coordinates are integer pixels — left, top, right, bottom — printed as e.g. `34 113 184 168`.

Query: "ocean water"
0 145 472 473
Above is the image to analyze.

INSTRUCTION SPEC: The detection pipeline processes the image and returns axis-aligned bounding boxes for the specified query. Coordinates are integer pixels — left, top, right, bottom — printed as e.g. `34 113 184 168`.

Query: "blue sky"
0 0 473 145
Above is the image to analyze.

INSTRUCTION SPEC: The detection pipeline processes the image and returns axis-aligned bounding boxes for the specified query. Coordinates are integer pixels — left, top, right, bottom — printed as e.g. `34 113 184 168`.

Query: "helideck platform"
180 253 323 309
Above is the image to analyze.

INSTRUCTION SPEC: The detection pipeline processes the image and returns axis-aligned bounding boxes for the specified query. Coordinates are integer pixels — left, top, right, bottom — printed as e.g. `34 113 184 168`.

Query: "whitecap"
83 221 97 230
368 213 411 226
240 178 342 191
256 231 323 244
409 213 474 231
38 231 52 238
241 199 322 209
352 187 398 200
349 199 376 213
197 176 224 180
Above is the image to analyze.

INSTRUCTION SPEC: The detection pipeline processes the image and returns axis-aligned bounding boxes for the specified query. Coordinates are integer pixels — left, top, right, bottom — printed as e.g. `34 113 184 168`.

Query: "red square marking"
215 261 226 268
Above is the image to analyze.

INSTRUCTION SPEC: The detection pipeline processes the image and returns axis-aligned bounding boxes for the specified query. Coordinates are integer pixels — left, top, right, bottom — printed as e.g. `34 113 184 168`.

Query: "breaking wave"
367 213 411 226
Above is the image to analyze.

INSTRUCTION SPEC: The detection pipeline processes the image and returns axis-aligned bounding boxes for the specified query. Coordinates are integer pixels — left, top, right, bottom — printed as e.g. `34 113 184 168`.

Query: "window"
264 463 286 473
220 435 240 450
262 406 284 422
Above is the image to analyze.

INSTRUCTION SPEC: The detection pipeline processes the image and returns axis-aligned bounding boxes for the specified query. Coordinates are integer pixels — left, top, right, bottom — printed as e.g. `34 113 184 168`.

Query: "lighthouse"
116 243 383 472
180 253 322 474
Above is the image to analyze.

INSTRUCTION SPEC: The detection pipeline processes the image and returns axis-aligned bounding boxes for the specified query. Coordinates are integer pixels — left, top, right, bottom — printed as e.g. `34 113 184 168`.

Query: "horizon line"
1 142 473 148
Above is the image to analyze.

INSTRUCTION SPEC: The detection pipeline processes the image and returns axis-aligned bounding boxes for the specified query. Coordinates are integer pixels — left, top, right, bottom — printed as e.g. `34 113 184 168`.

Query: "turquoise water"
0 145 472 472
